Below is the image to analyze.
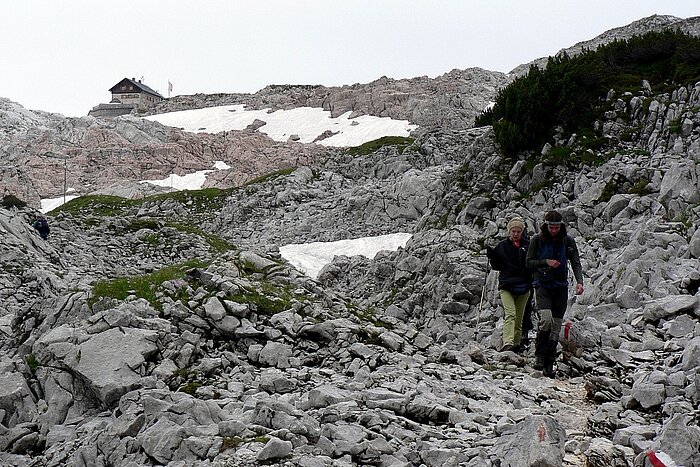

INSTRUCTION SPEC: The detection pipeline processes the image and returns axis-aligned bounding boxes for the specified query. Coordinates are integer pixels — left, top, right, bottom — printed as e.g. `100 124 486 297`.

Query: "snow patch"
145 105 417 147
40 195 80 213
279 233 412 279
41 161 230 211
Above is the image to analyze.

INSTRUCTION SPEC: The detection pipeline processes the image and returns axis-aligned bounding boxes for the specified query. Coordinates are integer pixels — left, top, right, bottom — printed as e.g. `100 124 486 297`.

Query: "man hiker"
526 210 584 377
487 217 533 352
32 215 50 239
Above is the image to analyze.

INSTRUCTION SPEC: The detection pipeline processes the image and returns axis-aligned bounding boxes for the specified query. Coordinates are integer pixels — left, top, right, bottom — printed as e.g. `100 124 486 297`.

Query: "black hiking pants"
534 287 568 364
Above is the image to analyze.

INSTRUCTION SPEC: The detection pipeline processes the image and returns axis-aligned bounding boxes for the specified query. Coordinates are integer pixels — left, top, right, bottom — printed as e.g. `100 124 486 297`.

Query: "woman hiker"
487 217 533 353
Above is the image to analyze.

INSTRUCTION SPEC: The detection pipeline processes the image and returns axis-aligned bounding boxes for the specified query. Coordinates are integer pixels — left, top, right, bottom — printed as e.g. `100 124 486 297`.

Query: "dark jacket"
526 225 583 288
487 236 532 294
33 218 50 239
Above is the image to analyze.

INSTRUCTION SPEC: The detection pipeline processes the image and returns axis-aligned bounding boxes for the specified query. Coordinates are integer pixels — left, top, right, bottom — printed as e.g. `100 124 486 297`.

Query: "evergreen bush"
478 30 700 158
1 194 27 209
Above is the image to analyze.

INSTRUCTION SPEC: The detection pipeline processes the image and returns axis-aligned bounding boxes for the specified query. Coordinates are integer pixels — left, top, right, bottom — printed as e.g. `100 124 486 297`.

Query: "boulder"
491 415 567 467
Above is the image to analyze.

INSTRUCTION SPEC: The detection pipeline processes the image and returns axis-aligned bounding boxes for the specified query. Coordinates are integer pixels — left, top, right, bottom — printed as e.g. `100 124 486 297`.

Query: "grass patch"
348 304 395 330
354 328 383 346
575 150 608 167
49 195 140 216
243 167 297 186
54 187 226 218
226 288 290 316
81 217 100 228
221 436 244 451
150 187 230 213
347 136 415 156
530 179 555 192
143 233 160 245
542 146 573 165
542 144 608 169
225 281 305 316
619 127 638 142
25 354 40 373
179 382 201 396
125 218 161 232
600 178 623 203
668 117 683 134
629 178 652 196
578 135 609 152
173 368 197 379
166 222 234 254
674 207 696 232
89 259 209 310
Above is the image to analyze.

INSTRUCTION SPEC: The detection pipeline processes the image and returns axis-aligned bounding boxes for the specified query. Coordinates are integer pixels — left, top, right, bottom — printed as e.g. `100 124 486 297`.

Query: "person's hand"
575 283 584 295
546 259 560 268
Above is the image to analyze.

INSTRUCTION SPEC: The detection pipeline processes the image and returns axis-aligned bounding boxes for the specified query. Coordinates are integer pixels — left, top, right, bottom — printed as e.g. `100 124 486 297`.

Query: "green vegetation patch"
89 259 209 310
1 194 27 209
47 183 239 220
243 167 297 186
150 187 230 212
179 382 201 396
476 30 700 157
599 173 653 202
347 136 415 156
50 195 140 216
125 218 161 232
629 178 652 196
226 290 288 316
668 117 683 134
542 146 574 166
348 303 395 330
25 354 40 373
166 222 234 254
674 205 697 233
225 281 303 316
44 169 301 219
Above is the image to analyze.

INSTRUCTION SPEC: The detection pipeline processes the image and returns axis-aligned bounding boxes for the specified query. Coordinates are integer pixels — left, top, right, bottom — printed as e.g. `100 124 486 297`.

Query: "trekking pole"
476 257 490 340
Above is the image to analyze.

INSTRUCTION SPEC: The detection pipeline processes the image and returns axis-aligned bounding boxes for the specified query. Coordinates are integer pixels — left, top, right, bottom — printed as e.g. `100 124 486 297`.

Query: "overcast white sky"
2 1 698 117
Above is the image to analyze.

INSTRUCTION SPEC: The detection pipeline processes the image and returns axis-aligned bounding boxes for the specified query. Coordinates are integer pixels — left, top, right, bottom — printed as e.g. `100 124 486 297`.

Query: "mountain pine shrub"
476 30 700 158
1 194 27 209
347 136 415 156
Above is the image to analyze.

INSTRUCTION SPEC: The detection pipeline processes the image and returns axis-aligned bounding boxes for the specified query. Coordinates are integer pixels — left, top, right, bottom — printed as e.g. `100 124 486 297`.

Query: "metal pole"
476 257 490 339
63 158 67 205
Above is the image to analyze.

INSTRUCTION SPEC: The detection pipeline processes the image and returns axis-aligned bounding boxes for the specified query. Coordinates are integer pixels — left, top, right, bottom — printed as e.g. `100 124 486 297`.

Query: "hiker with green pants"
487 217 533 353
526 210 584 377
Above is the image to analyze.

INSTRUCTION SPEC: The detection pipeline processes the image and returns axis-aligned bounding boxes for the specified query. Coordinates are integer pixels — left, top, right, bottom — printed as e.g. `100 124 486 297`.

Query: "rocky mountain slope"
143 67 509 135
4 14 699 211
0 98 328 209
1 13 700 467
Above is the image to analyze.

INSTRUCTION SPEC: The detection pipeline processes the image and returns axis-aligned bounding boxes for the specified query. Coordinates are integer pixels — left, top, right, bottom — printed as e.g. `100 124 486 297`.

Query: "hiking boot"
543 363 555 378
500 344 514 352
533 356 544 370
